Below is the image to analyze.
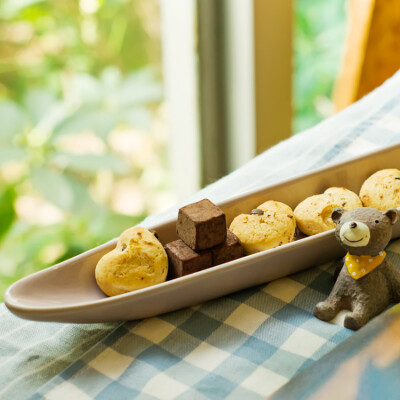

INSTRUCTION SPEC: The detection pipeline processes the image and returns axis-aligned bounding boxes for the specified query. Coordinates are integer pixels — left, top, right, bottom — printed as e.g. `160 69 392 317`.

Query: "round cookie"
229 200 296 255
294 187 362 236
95 227 168 297
324 187 363 210
359 168 400 211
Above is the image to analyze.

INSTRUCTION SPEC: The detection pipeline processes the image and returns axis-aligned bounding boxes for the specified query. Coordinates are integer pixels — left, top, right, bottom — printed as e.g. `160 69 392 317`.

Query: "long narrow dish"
5 143 400 323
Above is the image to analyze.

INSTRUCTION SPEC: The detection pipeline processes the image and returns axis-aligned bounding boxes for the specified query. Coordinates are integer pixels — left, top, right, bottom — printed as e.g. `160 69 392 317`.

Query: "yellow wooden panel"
334 0 400 111
253 0 292 154
334 0 375 111
358 0 400 99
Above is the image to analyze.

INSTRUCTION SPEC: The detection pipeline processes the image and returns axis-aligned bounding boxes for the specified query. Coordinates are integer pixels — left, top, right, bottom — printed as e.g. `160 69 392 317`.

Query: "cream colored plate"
5 143 400 323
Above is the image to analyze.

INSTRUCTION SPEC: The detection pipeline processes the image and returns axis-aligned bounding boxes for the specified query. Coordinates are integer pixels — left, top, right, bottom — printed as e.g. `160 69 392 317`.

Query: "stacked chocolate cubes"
165 199 244 279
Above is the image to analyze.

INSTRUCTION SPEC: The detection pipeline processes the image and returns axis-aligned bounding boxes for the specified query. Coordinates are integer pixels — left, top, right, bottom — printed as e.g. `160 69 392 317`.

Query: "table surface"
2 71 400 400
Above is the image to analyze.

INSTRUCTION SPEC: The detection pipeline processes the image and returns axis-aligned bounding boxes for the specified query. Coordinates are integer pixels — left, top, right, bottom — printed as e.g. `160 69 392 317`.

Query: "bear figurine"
314 207 400 330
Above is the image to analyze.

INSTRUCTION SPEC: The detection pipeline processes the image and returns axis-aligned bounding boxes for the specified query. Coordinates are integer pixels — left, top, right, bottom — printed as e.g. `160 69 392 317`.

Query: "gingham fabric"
269 287 400 400
29 262 354 400
1 70 400 399
0 306 117 399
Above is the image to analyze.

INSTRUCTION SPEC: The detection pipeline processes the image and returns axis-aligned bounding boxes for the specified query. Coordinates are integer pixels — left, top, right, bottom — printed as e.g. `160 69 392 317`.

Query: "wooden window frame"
161 0 292 198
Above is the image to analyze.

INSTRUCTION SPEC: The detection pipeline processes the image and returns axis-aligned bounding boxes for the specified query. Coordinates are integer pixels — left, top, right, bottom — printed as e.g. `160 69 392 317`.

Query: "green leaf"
100 67 123 92
0 223 66 280
0 101 26 141
53 244 87 265
89 210 146 244
53 108 115 139
119 69 163 106
32 167 74 211
24 89 59 125
70 74 102 105
293 0 346 133
0 186 16 242
51 152 130 175
121 108 152 129
0 147 26 167
0 0 45 19
63 174 98 216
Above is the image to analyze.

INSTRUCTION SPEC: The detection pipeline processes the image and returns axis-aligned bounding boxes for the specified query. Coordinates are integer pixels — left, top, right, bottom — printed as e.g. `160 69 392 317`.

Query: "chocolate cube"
165 239 212 279
177 199 226 251
211 230 244 266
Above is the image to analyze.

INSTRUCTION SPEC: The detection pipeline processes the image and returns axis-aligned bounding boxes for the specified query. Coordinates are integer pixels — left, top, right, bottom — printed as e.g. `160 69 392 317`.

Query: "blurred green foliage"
0 0 348 300
294 0 347 133
0 0 166 299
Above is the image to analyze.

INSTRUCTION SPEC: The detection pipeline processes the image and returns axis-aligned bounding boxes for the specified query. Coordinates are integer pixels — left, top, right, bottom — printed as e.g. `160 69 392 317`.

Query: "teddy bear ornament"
314 207 400 330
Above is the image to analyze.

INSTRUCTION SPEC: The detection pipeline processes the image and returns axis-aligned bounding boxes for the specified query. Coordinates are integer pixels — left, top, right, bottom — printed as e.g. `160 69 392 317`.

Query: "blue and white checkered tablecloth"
2 71 400 399
29 262 354 400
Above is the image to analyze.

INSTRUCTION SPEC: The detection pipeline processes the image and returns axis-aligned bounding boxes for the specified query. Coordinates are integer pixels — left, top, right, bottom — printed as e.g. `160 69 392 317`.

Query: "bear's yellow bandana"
345 251 386 280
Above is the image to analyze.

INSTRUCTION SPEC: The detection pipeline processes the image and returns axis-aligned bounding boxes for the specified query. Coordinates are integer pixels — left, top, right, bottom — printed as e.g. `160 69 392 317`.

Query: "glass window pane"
293 0 347 133
0 0 174 298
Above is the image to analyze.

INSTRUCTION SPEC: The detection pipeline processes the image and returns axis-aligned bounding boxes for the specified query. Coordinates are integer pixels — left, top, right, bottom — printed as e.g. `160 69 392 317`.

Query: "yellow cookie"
324 187 363 210
229 200 296 255
95 227 168 297
359 169 400 211
294 187 362 236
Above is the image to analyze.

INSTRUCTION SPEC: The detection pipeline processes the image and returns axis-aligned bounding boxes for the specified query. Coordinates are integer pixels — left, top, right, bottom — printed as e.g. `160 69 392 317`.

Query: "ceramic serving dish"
5 143 400 323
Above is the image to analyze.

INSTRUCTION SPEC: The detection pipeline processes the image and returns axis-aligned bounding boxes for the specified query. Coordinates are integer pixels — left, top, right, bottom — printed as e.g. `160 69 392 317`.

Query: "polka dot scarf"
345 251 386 280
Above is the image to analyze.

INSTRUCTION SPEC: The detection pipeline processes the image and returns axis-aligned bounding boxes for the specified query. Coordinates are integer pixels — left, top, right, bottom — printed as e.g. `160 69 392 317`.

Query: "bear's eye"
375 220 379 224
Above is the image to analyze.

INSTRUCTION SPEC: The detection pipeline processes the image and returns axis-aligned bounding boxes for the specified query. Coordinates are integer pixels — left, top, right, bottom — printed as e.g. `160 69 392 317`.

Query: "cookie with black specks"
229 200 296 255
359 169 400 211
95 227 168 297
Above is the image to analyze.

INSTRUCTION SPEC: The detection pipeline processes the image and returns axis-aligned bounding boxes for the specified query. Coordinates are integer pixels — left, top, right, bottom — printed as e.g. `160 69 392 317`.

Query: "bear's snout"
339 220 370 247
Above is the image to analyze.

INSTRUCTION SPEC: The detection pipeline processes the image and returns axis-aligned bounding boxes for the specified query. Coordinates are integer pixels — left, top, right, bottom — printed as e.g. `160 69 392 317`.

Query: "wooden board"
334 0 400 111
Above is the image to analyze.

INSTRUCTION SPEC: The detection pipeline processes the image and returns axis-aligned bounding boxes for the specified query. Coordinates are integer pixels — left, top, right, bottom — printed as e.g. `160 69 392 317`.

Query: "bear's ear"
331 207 345 224
384 208 399 225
